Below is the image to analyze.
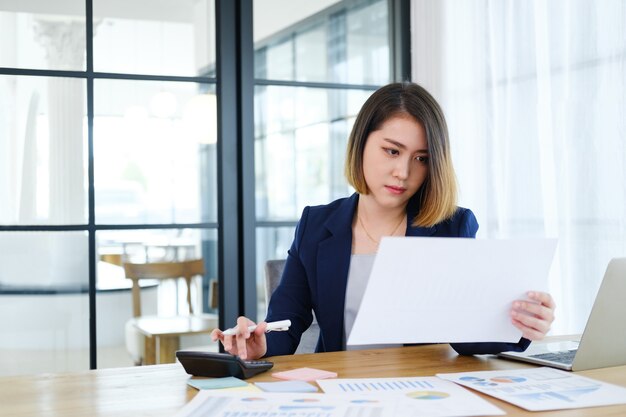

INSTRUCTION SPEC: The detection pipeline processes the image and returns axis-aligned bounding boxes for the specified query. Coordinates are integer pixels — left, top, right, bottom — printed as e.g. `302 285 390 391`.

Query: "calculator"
176 351 274 379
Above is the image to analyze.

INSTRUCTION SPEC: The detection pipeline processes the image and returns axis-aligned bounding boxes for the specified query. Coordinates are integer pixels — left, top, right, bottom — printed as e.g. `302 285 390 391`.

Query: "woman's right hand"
210 316 268 360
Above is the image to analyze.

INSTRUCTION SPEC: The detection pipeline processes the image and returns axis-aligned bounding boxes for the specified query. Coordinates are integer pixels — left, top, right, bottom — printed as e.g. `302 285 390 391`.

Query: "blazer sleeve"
451 338 532 355
263 207 315 357
458 207 479 237
450 208 532 355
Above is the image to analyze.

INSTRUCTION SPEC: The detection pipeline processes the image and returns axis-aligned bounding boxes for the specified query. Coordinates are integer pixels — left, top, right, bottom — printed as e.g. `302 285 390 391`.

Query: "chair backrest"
264 259 319 354
264 259 286 308
100 253 124 266
208 278 219 310
124 258 205 317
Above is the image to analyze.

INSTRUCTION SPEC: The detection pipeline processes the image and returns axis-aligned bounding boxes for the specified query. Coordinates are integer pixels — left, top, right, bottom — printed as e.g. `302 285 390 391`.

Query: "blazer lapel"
406 224 437 236
315 194 358 351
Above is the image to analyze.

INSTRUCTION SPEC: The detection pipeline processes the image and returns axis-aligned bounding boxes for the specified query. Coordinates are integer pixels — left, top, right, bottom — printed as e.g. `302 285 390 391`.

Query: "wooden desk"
1 344 625 417
133 314 217 365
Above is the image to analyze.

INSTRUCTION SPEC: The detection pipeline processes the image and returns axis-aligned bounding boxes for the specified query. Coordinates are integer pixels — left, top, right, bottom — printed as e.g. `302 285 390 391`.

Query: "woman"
212 82 555 360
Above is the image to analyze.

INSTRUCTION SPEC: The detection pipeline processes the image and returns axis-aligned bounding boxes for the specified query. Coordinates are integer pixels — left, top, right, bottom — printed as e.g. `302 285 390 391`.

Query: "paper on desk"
174 389 504 417
255 380 318 393
437 367 626 411
348 237 557 345
318 376 504 416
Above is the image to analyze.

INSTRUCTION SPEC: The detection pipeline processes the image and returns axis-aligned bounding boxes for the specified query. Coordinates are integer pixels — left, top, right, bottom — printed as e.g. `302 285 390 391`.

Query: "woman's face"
361 114 429 210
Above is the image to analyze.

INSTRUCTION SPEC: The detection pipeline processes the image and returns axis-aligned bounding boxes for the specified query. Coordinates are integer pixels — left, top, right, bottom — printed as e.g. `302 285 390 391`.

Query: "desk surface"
1 344 625 417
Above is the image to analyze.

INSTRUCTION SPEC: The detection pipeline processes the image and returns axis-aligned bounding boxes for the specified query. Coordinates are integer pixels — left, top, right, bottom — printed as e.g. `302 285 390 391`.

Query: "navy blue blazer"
264 193 530 357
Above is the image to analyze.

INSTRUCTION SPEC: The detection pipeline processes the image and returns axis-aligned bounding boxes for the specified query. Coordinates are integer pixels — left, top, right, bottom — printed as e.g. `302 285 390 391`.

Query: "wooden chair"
99 253 124 266
208 278 219 310
124 259 217 365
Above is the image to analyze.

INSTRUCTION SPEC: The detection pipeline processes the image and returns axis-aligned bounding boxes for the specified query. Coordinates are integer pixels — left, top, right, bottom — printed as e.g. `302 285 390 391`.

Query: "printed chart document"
437 367 626 411
348 237 556 345
317 376 504 416
175 388 503 417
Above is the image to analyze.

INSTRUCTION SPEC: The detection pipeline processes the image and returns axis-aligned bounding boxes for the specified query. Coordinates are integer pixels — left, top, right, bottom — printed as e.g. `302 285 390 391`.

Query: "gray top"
343 253 401 350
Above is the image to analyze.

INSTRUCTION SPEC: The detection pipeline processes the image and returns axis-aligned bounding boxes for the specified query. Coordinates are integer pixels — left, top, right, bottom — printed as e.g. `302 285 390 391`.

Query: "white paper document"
175 384 504 417
437 367 626 411
348 237 557 345
317 376 504 416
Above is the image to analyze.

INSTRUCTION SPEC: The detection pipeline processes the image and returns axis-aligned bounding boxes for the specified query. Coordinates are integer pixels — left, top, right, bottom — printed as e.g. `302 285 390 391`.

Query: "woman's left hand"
511 291 556 341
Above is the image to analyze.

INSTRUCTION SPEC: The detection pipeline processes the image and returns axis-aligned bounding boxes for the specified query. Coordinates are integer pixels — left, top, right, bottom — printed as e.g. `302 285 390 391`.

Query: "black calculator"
176 351 274 379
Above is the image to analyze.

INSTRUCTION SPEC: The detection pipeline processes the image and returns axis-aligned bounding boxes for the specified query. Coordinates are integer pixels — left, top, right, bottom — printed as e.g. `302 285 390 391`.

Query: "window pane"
96 228 218 368
0 75 88 225
255 86 371 221
94 79 217 224
0 231 89 376
254 0 390 84
264 39 294 80
0 2 86 71
345 0 389 85
93 0 216 76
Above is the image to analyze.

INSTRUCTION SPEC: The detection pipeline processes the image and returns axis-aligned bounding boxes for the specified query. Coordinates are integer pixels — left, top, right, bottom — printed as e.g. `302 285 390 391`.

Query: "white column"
35 19 86 223
18 92 40 223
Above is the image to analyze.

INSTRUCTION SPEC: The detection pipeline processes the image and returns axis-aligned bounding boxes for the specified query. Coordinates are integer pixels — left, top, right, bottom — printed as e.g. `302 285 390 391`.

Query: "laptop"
498 257 626 371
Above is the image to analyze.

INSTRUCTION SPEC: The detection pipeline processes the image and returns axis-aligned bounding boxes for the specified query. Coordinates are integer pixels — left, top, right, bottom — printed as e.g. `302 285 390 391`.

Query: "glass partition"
96 228 218 368
94 80 217 224
255 86 370 221
0 75 87 225
0 0 218 375
0 231 89 376
254 0 390 84
0 1 86 71
93 0 216 76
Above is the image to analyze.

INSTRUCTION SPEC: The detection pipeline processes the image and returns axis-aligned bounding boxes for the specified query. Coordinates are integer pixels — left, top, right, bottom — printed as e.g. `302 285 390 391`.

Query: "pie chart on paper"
406 391 450 400
490 376 527 383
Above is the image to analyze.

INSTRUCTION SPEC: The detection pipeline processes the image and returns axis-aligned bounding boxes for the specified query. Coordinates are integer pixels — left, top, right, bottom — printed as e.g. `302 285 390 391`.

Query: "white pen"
222 319 291 336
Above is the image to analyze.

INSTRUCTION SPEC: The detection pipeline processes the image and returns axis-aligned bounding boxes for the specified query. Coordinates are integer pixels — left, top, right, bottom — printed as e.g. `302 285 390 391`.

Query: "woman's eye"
384 148 399 156
415 155 429 163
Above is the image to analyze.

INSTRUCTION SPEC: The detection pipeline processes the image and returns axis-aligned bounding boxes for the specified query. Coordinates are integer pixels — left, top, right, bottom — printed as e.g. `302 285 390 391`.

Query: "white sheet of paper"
437 367 626 411
347 237 556 345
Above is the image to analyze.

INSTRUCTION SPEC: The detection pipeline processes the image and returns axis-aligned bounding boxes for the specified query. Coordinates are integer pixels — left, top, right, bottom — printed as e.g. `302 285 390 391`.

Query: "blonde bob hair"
345 82 457 227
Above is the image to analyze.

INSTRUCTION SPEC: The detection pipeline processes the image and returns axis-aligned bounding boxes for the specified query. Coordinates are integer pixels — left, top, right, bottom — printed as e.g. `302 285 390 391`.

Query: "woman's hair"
344 82 457 227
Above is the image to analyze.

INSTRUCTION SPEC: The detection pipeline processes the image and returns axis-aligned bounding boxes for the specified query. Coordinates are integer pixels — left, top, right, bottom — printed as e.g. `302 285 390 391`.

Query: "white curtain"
412 0 626 334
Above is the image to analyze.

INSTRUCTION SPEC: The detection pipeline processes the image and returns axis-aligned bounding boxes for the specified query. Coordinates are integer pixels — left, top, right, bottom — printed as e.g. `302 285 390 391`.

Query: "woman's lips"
385 185 407 195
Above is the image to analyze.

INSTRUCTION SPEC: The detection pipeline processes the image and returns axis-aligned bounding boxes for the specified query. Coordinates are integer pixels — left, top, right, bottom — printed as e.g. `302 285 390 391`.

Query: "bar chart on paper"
323 378 437 393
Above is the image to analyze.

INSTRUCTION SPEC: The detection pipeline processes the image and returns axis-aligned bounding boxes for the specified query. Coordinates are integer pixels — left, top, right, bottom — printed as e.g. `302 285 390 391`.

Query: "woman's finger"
210 328 223 342
527 291 556 309
513 300 555 323
512 318 546 340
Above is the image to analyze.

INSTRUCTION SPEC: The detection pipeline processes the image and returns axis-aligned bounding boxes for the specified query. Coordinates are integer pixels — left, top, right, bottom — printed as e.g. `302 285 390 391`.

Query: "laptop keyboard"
529 349 577 365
